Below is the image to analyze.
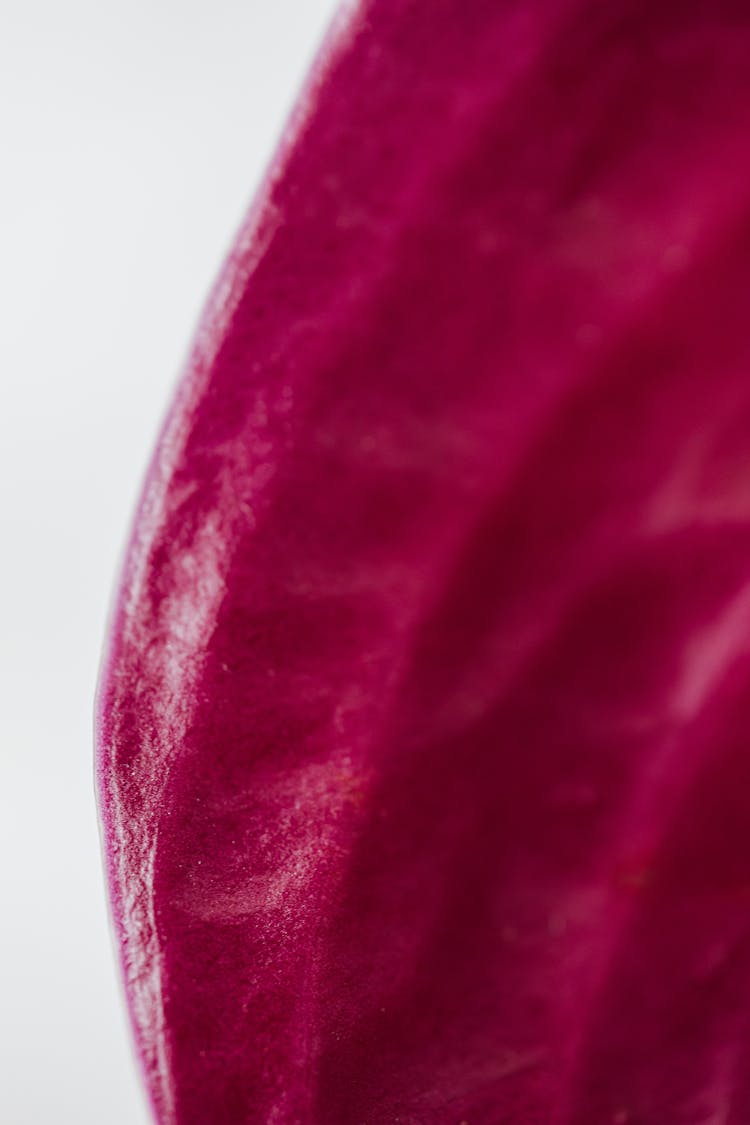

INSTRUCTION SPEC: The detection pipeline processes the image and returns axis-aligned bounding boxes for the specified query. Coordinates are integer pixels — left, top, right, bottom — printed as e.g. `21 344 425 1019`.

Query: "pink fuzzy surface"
97 2 750 1121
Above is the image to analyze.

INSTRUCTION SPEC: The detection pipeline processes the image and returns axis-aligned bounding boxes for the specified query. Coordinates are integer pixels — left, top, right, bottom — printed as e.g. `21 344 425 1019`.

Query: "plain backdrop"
0 1 339 1120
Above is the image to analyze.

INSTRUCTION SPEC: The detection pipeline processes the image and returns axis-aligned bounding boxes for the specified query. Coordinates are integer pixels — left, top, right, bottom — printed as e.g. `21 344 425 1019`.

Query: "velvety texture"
97 1 750 1122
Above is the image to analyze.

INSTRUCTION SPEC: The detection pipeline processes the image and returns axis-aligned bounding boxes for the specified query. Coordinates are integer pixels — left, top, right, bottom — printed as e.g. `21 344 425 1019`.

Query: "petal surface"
97 2 750 1122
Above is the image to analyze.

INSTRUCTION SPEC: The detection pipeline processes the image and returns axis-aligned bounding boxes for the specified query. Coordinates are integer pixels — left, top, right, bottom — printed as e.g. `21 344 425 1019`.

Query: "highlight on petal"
96 1 750 1122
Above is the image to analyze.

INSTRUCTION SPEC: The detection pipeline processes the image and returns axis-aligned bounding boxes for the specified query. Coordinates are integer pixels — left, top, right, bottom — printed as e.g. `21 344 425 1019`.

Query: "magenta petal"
97 2 750 1122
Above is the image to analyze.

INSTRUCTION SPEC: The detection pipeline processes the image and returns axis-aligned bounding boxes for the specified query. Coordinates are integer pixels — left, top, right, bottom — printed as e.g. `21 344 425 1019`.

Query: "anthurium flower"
96 1 750 1122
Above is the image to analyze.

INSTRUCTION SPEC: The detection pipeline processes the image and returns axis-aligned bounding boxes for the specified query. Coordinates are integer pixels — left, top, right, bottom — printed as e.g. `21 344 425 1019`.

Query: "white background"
0 1 338 1120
